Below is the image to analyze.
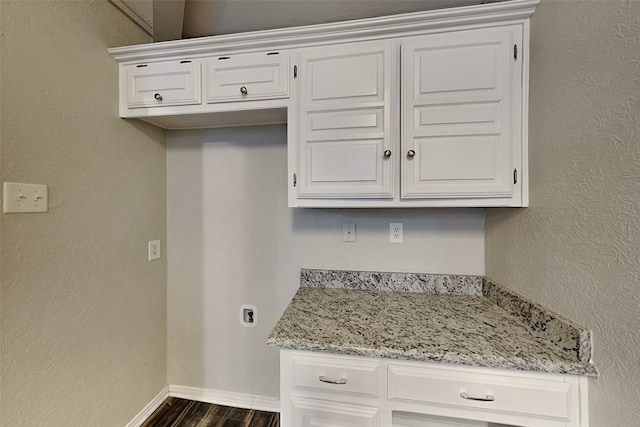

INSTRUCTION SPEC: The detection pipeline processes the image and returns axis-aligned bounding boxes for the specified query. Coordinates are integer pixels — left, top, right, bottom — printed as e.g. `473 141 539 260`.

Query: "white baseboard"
125 386 169 427
169 385 280 413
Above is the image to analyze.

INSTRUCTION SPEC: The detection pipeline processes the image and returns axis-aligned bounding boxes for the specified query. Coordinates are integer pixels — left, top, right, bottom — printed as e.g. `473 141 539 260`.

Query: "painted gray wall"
485 0 640 424
182 0 479 37
167 125 485 396
0 2 167 425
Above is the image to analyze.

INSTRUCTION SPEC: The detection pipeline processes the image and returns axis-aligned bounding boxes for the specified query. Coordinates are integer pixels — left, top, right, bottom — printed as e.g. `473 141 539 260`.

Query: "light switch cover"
3 182 48 213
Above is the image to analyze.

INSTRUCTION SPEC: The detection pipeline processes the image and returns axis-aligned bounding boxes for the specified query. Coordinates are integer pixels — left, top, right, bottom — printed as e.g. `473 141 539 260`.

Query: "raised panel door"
296 41 396 198
402 26 522 199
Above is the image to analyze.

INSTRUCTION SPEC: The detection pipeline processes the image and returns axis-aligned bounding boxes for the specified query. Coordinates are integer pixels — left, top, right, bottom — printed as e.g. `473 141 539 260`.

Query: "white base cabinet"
280 350 588 427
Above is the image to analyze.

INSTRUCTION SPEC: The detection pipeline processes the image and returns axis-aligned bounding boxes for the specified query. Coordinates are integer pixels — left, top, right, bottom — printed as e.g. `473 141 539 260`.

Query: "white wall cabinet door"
295 40 397 198
402 26 522 200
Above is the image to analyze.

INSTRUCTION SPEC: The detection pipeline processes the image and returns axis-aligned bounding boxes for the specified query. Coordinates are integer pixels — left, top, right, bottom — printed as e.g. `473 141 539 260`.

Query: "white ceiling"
181 0 484 38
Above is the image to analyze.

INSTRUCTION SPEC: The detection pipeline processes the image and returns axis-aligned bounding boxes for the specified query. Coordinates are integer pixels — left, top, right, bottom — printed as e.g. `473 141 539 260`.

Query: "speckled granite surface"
301 269 482 295
268 269 598 376
483 278 592 364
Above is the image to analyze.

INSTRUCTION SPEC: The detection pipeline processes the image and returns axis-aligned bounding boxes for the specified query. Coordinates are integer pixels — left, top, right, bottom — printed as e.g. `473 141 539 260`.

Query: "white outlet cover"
3 182 48 213
390 222 404 243
148 240 161 261
342 223 356 242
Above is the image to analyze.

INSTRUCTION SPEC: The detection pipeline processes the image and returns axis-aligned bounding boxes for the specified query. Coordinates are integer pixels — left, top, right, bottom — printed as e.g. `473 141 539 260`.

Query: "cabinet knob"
154 93 163 101
407 149 416 158
240 86 248 95
384 150 392 158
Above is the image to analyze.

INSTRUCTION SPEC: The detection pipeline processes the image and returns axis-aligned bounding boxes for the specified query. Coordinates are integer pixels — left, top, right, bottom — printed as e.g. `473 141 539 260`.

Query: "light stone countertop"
268 285 598 376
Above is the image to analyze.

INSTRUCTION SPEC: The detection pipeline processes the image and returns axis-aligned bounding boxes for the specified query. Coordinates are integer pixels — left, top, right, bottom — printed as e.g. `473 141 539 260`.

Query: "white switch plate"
148 240 161 261
3 182 48 213
390 223 404 243
342 223 356 242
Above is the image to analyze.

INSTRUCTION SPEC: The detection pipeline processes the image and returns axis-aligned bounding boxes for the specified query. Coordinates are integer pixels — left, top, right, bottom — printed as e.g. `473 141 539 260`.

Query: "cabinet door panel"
414 102 501 134
403 26 521 199
412 135 510 196
304 50 386 107
297 41 396 198
301 138 391 197
416 44 500 98
291 396 379 427
308 108 384 136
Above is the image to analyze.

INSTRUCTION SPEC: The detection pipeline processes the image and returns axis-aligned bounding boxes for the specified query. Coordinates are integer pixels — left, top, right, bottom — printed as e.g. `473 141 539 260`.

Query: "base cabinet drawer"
291 396 379 427
291 352 380 398
388 364 575 423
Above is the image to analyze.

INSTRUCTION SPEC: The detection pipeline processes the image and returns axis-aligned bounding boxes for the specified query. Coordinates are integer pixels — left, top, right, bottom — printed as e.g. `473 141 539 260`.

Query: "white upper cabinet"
110 0 538 207
291 25 526 207
204 51 289 103
295 41 396 198
402 25 522 201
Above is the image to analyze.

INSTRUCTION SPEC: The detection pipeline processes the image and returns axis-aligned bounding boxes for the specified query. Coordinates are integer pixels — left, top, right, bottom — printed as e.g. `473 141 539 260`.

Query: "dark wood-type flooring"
141 397 280 427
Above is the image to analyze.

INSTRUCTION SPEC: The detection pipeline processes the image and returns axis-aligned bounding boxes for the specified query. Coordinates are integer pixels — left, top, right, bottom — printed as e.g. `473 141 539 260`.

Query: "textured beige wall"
485 0 640 425
0 1 167 426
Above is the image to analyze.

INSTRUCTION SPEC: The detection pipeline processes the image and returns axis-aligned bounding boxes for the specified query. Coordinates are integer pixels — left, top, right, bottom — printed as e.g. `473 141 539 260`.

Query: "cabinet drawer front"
291 396 379 427
125 61 201 109
292 353 380 397
205 52 289 102
388 364 574 422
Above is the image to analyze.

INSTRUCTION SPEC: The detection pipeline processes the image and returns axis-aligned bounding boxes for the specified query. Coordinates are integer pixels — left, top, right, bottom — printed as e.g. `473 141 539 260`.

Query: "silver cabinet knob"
384 150 392 158
240 86 248 95
407 149 416 158
154 93 163 101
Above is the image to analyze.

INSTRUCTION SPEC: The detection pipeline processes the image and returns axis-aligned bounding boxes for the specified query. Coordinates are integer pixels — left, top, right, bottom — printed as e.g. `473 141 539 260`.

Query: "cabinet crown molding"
108 0 539 63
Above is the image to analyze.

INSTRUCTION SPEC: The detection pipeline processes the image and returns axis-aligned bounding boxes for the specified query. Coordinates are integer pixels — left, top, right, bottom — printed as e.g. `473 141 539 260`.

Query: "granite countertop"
268 269 598 376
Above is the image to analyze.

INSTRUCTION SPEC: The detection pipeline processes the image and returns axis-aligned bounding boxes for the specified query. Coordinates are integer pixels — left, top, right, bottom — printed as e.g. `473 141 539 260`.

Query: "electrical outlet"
148 240 161 261
342 223 356 242
390 223 403 243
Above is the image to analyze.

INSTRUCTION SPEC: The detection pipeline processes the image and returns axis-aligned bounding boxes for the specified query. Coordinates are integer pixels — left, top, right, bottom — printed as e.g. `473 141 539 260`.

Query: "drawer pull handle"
240 86 248 95
154 93 163 101
319 375 347 385
460 392 495 402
